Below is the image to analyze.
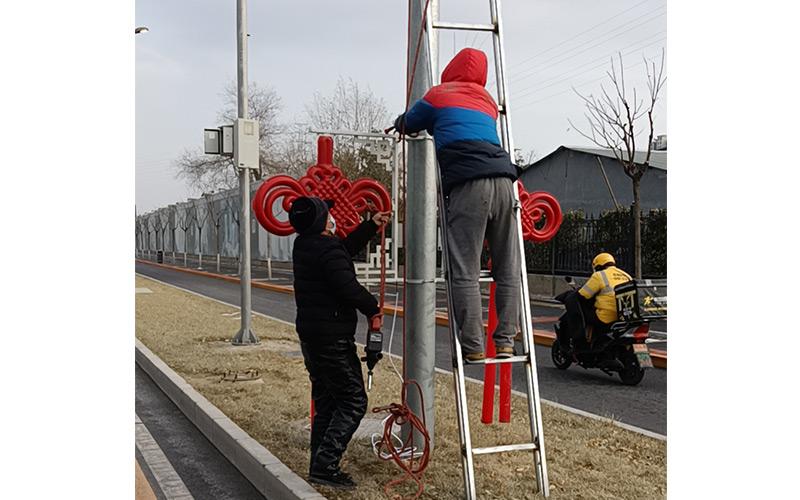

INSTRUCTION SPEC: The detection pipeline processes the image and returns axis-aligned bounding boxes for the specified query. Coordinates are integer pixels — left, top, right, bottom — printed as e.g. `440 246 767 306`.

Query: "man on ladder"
394 47 521 363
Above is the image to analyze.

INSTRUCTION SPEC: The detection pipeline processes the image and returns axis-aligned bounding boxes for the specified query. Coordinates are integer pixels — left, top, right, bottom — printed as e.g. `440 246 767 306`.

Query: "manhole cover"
219 369 262 383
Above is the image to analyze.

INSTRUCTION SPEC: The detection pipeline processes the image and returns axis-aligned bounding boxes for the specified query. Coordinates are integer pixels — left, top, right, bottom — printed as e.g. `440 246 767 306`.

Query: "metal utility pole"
232 0 259 345
404 0 438 449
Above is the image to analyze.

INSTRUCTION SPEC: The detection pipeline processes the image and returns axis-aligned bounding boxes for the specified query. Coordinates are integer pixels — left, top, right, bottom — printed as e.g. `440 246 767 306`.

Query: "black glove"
393 113 406 134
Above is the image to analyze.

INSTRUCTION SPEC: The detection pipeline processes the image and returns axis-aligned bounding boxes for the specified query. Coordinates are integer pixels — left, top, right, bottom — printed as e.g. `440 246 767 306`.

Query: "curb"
135 414 194 499
136 259 666 368
135 339 326 500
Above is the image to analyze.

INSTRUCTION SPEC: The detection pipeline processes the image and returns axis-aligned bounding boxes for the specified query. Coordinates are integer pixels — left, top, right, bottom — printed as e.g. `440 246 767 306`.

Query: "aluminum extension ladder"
423 0 550 497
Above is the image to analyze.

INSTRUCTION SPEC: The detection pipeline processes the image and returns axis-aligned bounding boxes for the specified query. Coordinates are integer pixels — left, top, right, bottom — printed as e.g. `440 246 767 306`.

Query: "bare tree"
224 194 243 274
305 77 392 186
306 76 389 132
177 207 194 267
275 121 316 177
191 198 210 269
175 82 283 193
204 192 227 272
167 205 178 261
225 195 241 229
158 210 170 255
146 216 156 256
135 217 143 257
569 50 666 278
141 217 149 255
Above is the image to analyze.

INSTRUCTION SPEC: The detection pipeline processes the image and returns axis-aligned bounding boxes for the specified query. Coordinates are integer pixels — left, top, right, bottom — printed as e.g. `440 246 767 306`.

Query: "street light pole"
231 0 259 345
404 0 438 449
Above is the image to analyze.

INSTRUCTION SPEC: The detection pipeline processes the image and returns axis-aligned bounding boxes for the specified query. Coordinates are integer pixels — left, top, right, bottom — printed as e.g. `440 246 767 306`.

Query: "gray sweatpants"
445 177 521 354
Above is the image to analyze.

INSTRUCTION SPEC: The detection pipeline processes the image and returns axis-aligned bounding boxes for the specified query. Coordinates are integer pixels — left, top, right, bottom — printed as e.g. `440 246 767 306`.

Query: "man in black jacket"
288 196 390 489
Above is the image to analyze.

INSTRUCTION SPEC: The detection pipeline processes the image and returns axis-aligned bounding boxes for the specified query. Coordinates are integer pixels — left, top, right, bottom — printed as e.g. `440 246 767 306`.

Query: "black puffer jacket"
292 218 380 344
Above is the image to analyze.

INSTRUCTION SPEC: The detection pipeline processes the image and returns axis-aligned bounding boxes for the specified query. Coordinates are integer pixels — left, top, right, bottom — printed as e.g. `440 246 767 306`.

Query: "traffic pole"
231 0 258 345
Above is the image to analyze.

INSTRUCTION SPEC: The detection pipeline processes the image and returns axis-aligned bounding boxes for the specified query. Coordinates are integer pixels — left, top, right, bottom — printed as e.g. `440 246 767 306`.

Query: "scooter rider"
579 252 633 328
557 252 632 351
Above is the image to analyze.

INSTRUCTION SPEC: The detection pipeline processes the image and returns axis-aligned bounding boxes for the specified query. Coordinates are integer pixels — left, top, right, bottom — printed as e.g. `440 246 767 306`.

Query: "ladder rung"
432 21 496 32
471 442 539 456
469 355 529 365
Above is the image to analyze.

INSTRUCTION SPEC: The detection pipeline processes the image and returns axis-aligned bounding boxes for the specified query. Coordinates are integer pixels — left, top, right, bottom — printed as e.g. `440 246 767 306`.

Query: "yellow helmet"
592 252 615 270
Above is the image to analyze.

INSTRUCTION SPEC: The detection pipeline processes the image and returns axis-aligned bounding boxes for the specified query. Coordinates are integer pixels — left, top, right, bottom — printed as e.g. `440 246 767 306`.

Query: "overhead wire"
515 48 667 110
496 5 665 101
513 28 666 93
513 33 666 102
510 6 666 84
508 0 661 74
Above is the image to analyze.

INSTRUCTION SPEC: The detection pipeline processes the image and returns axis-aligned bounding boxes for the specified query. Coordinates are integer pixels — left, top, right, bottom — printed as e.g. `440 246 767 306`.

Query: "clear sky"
136 0 667 213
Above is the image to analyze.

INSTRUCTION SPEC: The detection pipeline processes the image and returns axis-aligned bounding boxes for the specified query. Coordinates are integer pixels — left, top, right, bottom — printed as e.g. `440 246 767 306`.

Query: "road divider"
136 259 665 369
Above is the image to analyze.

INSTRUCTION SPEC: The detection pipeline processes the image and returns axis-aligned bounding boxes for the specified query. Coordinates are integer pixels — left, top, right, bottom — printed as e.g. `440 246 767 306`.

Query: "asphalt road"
136 365 264 499
136 261 666 435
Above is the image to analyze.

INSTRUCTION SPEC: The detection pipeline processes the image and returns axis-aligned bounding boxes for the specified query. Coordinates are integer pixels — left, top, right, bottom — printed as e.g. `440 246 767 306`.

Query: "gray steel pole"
404 0 438 449
232 0 259 345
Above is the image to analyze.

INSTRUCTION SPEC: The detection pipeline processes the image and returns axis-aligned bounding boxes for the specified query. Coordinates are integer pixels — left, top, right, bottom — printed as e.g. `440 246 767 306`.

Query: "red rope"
378 227 387 310
372 381 431 500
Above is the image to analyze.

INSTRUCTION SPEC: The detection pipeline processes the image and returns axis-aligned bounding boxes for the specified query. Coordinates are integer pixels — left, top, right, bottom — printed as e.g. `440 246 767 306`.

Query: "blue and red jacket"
394 48 518 194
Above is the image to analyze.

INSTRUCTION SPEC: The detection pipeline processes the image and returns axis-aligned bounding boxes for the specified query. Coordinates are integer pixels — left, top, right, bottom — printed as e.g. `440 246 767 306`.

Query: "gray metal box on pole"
234 118 259 169
204 129 221 155
221 125 234 155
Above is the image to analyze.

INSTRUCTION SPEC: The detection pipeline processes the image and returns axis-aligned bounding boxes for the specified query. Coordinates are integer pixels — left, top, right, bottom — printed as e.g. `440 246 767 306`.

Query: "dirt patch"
136 275 665 499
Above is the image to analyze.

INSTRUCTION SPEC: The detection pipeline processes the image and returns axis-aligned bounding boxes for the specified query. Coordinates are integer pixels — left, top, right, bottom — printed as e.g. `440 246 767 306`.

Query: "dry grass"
136 275 665 499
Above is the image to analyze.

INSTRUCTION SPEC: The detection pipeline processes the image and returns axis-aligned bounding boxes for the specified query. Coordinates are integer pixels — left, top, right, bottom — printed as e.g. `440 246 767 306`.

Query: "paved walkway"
136 365 264 499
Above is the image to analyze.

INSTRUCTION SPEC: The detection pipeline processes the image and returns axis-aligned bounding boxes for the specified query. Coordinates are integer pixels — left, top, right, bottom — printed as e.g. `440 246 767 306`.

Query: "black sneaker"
309 470 357 489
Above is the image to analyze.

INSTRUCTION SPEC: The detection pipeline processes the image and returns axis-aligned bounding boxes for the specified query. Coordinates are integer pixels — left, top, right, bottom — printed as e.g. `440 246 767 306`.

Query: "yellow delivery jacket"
578 266 633 324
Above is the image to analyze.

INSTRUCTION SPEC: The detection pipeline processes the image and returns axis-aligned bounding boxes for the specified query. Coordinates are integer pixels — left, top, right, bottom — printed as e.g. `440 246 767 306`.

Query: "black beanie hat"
288 197 334 235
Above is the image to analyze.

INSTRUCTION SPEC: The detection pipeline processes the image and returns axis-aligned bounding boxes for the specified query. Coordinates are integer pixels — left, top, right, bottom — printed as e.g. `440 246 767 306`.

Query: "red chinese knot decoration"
252 136 392 237
517 181 563 243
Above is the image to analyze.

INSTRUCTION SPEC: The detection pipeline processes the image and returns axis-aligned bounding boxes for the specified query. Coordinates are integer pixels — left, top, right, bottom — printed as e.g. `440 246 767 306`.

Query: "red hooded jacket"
395 48 518 194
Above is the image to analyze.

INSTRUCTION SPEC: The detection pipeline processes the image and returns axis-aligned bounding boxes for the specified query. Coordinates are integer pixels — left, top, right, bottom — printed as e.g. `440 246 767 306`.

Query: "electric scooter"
551 277 653 386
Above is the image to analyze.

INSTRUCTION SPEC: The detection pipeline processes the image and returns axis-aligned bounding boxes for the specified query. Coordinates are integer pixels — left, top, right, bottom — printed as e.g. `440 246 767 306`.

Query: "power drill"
362 315 383 391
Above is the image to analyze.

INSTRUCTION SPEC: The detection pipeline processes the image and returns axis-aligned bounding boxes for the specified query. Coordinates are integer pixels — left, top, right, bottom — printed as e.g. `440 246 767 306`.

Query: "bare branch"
304 76 389 132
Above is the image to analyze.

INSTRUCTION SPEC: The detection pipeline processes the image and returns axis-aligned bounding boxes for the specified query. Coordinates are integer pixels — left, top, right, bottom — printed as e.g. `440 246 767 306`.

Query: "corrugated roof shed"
565 146 667 170
523 146 667 171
